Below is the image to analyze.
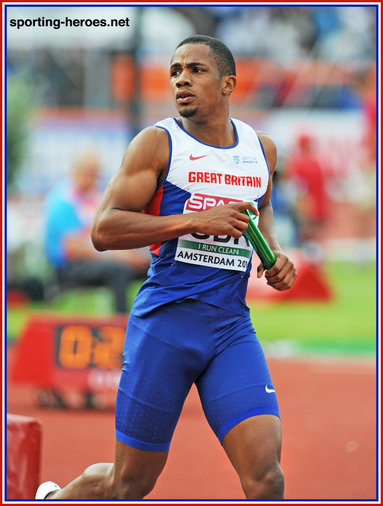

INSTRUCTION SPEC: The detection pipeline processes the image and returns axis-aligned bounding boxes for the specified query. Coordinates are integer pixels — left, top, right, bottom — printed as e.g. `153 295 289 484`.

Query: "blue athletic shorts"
115 299 279 452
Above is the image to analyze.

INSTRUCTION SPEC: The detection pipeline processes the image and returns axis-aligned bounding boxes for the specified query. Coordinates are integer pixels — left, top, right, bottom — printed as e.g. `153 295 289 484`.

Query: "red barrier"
11 314 128 392
6 414 42 499
247 250 333 302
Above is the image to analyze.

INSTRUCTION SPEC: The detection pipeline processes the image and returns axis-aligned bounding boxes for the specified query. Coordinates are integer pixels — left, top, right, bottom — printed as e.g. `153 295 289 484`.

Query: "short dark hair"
176 35 236 77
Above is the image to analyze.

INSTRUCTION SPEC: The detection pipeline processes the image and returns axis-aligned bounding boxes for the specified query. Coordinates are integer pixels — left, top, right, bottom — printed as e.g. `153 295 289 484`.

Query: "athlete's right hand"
191 201 259 238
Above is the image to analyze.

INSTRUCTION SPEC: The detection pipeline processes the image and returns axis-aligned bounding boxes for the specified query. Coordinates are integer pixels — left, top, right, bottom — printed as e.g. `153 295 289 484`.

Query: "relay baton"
241 209 276 269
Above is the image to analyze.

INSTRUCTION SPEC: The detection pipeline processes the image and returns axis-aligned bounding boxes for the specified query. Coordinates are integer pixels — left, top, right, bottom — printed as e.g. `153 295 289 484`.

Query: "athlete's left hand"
257 252 297 291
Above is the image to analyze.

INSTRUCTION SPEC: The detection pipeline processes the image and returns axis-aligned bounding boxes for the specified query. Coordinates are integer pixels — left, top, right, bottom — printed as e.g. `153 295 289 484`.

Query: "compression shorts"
115 299 279 451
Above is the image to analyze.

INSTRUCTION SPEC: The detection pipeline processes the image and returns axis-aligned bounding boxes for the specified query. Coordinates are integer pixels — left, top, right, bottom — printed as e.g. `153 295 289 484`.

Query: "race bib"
175 193 255 272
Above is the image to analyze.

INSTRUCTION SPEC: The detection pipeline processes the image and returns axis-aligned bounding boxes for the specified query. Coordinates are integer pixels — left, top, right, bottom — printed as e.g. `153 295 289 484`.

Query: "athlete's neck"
177 117 236 147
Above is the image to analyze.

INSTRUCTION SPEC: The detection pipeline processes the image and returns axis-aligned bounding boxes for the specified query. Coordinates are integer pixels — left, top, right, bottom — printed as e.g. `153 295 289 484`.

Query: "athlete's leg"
47 440 168 499
222 414 283 499
42 301 216 500
196 308 283 499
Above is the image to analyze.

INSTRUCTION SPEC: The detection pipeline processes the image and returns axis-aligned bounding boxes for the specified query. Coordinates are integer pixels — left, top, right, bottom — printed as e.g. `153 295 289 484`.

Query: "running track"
6 349 378 501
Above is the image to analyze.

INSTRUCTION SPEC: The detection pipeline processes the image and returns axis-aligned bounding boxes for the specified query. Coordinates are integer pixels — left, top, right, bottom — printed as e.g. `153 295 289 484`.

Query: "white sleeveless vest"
132 117 270 316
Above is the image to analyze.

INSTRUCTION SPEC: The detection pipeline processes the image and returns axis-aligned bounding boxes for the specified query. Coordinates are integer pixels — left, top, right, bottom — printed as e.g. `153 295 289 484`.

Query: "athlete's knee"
111 441 168 499
80 463 115 498
113 472 158 499
78 463 156 499
79 462 160 500
241 465 284 500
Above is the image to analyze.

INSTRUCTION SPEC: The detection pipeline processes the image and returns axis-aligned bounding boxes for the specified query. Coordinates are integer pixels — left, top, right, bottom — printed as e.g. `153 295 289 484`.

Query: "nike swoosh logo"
189 154 208 161
265 385 275 393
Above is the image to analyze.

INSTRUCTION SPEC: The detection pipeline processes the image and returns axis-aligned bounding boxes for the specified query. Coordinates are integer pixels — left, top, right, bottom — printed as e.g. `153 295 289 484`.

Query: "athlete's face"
170 44 230 120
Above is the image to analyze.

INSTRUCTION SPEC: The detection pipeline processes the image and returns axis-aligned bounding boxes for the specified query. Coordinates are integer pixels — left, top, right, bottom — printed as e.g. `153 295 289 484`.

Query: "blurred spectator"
284 134 329 258
41 149 150 409
358 65 376 169
270 168 300 249
352 65 377 264
43 149 150 314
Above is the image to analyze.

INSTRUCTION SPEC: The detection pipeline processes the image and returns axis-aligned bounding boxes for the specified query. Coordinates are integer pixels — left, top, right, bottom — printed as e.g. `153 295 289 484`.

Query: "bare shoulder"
131 125 169 148
256 130 277 172
95 126 170 214
256 130 276 151
121 125 170 176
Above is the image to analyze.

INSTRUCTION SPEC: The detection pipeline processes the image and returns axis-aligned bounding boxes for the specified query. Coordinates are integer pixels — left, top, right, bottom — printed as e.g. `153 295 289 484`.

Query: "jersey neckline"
172 117 239 149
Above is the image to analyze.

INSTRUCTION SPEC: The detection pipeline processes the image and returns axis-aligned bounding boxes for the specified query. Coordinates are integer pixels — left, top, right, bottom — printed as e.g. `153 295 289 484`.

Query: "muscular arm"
257 132 297 291
91 127 257 251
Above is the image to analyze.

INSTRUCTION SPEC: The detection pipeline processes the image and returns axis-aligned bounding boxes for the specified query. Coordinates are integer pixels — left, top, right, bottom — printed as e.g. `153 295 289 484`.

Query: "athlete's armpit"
104 127 171 213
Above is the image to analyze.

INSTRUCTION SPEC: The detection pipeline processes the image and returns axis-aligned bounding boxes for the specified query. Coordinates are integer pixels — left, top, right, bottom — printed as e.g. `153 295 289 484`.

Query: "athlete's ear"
222 75 236 96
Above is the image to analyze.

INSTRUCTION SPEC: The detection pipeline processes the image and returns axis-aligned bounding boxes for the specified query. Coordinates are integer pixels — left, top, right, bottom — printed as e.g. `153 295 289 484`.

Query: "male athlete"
36 35 296 500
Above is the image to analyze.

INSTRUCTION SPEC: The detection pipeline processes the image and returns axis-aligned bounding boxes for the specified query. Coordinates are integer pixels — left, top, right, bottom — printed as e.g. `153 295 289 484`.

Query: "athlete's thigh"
116 301 214 451
196 321 279 444
222 414 282 484
113 439 169 494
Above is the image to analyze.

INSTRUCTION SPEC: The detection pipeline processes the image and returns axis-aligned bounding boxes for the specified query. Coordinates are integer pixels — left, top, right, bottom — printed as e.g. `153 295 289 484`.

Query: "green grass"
250 261 376 355
7 262 377 356
6 281 142 343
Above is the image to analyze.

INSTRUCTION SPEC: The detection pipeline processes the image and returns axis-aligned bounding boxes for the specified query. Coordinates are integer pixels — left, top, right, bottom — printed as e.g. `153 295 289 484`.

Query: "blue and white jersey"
131 117 270 316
